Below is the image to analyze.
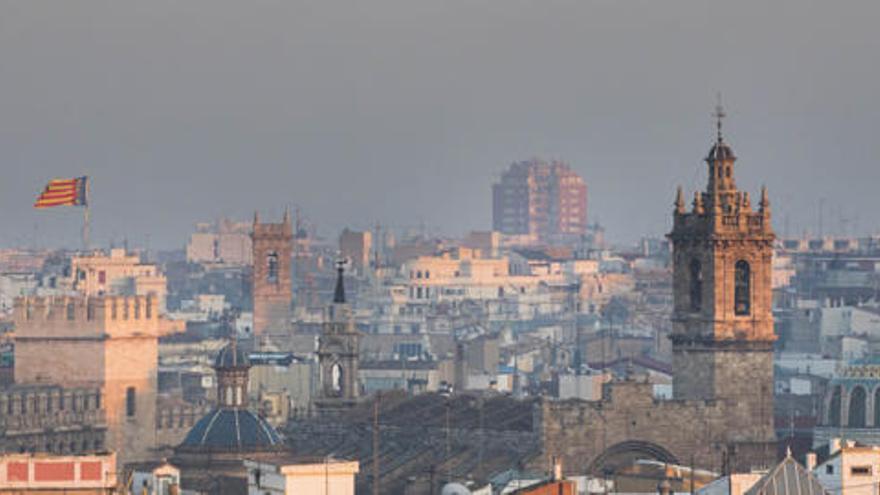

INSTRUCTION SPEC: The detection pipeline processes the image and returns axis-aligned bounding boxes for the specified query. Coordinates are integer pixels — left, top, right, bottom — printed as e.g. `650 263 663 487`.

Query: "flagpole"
82 178 90 252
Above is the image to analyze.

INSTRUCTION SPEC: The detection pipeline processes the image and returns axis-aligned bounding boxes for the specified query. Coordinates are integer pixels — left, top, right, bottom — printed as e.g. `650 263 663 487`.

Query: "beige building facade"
13 295 160 465
62 249 167 314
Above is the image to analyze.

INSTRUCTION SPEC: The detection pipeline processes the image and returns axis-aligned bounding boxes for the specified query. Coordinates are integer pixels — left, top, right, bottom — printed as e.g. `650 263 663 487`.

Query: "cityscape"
1 2 879 495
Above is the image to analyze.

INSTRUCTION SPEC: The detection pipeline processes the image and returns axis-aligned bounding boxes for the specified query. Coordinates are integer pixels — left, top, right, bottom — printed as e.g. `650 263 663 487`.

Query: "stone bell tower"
668 104 776 443
252 210 293 341
315 261 360 412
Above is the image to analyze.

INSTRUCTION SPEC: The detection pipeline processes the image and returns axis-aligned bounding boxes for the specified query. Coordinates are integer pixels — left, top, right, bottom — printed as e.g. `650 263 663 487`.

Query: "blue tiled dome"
214 343 249 369
180 408 281 451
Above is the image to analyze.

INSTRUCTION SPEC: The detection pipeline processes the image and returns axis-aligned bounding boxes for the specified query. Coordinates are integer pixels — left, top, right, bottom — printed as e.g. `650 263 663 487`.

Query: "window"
126 387 136 417
267 252 279 283
98 271 106 284
66 303 75 320
829 385 842 426
852 466 871 476
690 259 702 312
734 260 751 316
849 386 867 427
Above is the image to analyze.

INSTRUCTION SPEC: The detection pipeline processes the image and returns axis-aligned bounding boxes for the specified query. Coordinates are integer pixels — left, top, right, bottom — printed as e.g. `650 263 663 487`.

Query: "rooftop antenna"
713 93 726 142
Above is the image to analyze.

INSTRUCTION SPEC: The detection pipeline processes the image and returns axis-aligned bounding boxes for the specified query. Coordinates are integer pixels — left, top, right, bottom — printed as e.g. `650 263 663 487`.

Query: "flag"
34 176 89 209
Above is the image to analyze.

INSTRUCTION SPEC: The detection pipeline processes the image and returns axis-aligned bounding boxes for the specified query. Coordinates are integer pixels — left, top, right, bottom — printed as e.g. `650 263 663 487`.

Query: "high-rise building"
492 158 587 243
251 211 293 340
339 228 372 274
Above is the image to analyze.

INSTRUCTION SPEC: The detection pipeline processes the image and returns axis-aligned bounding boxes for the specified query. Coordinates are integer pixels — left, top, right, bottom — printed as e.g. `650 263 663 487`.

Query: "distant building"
339 228 372 275
187 218 253 266
492 158 588 243
62 249 168 313
252 211 293 340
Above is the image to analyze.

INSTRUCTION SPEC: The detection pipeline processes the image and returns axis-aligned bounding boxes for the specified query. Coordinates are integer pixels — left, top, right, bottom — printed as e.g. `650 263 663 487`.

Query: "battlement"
13 295 161 339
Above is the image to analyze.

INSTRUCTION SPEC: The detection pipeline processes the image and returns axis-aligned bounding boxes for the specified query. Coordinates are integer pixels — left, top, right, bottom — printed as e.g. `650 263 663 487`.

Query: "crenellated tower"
251 210 293 342
668 104 776 447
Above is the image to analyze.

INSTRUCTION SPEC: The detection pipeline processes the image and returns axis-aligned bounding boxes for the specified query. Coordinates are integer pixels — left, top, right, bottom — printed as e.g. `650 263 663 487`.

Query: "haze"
1 0 878 249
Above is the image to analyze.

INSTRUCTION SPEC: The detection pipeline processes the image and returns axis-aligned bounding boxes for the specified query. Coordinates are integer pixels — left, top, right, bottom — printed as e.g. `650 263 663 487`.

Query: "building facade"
492 159 588 243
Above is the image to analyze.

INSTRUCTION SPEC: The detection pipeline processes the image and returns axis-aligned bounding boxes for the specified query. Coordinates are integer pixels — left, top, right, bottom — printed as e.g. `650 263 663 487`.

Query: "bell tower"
668 104 776 443
251 210 293 341
315 261 360 412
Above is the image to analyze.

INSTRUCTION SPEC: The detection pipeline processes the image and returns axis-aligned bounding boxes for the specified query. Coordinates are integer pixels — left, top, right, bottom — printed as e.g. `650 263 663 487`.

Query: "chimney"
806 452 817 472
552 456 563 481
830 438 841 455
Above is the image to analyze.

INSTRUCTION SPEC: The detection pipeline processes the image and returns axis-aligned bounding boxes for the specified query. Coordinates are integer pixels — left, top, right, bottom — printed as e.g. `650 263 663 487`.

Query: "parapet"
13 295 161 339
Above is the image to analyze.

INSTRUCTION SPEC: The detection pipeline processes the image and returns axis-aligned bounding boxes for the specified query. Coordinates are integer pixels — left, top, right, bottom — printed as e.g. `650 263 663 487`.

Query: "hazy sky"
2 1 879 249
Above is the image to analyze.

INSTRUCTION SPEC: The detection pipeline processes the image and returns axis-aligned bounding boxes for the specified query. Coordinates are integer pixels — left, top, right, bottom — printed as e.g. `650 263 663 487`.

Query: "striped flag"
34 176 89 209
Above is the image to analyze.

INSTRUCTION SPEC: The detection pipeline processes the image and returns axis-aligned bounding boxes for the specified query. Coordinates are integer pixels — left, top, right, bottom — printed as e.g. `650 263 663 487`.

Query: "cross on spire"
714 93 726 142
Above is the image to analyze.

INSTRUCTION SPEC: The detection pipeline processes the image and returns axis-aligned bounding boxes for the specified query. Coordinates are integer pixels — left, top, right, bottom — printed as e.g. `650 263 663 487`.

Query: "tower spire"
675 186 686 214
333 259 346 304
714 93 726 143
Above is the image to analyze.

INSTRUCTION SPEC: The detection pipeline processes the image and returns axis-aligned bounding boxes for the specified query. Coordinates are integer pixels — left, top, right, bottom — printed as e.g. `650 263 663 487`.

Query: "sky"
1 1 879 250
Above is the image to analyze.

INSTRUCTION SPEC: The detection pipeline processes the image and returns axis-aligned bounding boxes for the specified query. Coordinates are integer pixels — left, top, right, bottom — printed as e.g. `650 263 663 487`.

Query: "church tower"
315 261 360 412
251 210 293 341
668 104 776 442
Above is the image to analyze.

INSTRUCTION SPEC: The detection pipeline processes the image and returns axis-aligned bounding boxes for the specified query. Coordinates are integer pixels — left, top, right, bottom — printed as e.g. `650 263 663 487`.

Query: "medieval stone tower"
668 106 776 439
251 210 293 340
315 261 360 412
13 295 160 465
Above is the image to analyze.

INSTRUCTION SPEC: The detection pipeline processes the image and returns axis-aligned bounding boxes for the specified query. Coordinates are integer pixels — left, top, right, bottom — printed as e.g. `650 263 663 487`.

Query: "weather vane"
713 92 726 142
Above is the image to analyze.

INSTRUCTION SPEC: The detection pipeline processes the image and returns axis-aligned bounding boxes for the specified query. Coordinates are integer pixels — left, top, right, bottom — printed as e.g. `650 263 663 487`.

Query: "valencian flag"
34 176 89 208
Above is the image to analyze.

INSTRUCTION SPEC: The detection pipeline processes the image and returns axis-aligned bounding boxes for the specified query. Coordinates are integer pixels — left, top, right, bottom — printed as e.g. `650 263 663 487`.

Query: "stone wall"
534 378 776 476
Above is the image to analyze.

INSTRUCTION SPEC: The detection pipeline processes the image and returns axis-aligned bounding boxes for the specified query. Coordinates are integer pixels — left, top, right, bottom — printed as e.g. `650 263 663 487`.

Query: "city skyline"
1 1 879 250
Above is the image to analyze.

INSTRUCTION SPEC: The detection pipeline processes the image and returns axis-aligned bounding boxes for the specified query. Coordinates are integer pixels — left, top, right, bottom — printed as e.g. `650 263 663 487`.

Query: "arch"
734 260 751 316
874 388 880 427
849 386 867 427
690 259 702 312
266 251 279 283
588 441 679 476
829 385 842 426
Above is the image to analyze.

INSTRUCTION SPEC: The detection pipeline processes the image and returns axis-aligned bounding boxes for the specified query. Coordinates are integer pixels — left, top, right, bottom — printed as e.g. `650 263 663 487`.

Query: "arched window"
873 388 880 427
850 387 867 427
734 260 751 316
267 252 279 283
689 259 702 312
829 385 842 426
126 387 136 417
331 363 343 395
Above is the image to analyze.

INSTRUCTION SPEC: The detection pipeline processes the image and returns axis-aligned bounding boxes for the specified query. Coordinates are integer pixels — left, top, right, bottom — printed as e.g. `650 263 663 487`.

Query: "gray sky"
2 1 879 249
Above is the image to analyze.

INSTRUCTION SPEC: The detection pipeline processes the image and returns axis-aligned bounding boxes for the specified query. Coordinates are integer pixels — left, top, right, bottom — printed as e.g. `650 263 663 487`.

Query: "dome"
180 408 282 451
214 343 249 369
441 483 472 495
706 140 735 161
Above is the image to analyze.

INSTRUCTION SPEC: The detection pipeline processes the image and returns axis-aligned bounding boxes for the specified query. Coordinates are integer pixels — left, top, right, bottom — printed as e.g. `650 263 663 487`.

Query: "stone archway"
588 440 680 476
